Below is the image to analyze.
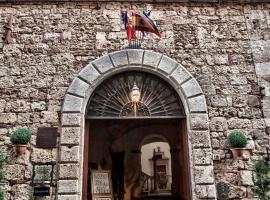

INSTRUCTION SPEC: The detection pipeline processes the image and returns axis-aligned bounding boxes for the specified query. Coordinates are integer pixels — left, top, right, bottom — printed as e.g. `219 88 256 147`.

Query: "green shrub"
228 130 247 148
10 128 31 145
253 158 270 200
0 154 5 181
0 188 4 200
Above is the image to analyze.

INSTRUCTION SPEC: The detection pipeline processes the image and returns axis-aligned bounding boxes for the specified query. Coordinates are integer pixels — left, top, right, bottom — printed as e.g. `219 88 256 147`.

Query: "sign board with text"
91 170 113 200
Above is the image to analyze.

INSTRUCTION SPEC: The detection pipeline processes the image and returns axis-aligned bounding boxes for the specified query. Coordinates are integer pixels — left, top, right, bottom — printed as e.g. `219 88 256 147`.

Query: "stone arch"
58 49 216 200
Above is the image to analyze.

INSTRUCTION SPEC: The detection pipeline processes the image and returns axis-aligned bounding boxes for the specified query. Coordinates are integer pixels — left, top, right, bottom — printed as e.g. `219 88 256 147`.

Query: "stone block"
11 184 33 200
240 170 254 186
192 130 211 148
181 78 203 98
255 62 270 76
196 184 216 199
67 77 90 97
190 113 209 130
227 118 252 129
62 113 82 126
157 55 178 74
92 55 114 73
209 117 228 131
210 95 227 107
127 49 144 64
0 99 6 112
193 148 213 165
247 95 260 107
58 195 79 200
110 50 128 67
31 148 56 163
62 94 83 112
188 95 207 113
0 113 17 124
251 119 265 129
194 166 214 184
60 146 79 162
58 180 79 194
79 64 100 84
6 164 25 180
61 127 80 145
170 65 191 85
143 50 162 68
214 54 229 65
59 163 79 179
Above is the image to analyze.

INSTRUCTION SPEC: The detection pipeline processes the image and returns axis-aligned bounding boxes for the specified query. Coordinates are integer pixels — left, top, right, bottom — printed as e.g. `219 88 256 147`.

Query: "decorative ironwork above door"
86 71 185 118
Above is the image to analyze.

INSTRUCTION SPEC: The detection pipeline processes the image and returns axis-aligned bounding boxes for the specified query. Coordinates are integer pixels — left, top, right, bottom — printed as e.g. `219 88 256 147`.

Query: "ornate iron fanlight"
86 71 185 118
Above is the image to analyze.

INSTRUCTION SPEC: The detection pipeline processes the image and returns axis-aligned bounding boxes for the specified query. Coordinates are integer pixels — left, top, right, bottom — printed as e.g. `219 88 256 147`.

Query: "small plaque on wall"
36 128 57 148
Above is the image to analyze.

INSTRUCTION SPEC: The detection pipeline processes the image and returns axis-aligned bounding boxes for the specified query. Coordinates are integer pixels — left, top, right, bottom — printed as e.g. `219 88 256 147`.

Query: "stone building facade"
0 0 270 200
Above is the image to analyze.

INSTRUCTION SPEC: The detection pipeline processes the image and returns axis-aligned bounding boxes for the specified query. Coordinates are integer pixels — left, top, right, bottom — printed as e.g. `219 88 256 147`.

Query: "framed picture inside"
91 170 113 197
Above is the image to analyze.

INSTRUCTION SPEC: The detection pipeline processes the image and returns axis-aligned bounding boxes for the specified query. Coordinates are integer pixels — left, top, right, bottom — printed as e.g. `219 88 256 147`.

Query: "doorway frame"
57 49 217 200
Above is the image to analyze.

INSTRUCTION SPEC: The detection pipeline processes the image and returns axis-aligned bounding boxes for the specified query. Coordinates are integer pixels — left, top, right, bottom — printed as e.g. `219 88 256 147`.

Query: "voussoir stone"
157 55 178 74
181 78 203 98
127 49 144 64
79 63 100 84
92 55 114 73
110 50 128 67
170 65 191 85
143 50 162 67
188 95 207 113
62 94 83 112
67 78 90 97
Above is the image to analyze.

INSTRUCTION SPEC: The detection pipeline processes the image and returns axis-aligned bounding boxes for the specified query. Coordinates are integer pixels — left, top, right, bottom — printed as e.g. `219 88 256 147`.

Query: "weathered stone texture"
0 2 269 200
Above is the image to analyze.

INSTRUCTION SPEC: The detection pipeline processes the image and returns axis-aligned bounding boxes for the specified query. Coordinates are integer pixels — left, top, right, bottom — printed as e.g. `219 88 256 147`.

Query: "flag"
132 11 160 37
121 11 128 30
126 23 136 40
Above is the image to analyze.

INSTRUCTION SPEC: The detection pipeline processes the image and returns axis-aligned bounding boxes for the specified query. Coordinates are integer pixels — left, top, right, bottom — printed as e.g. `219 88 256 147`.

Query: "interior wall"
141 142 171 177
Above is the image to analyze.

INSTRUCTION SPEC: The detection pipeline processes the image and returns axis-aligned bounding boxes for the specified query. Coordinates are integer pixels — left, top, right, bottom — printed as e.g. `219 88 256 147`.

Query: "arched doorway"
58 50 216 200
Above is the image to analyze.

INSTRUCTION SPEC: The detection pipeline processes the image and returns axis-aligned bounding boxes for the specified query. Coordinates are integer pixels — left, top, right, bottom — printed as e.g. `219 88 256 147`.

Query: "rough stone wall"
0 1 269 200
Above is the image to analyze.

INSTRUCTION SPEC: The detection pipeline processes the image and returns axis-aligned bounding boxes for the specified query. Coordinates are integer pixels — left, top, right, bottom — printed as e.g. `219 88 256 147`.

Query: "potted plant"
228 130 248 158
10 128 31 155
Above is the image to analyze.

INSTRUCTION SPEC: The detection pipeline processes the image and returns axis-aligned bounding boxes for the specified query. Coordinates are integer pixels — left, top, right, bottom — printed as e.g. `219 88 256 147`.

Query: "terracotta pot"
14 144 28 155
230 148 250 159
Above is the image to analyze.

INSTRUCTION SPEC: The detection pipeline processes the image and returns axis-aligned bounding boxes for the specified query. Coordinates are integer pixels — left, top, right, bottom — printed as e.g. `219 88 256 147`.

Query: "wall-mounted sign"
91 170 113 200
36 127 57 148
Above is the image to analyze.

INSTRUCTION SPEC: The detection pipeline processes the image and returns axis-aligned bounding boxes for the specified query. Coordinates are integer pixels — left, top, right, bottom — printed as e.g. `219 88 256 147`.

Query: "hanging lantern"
130 83 140 103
